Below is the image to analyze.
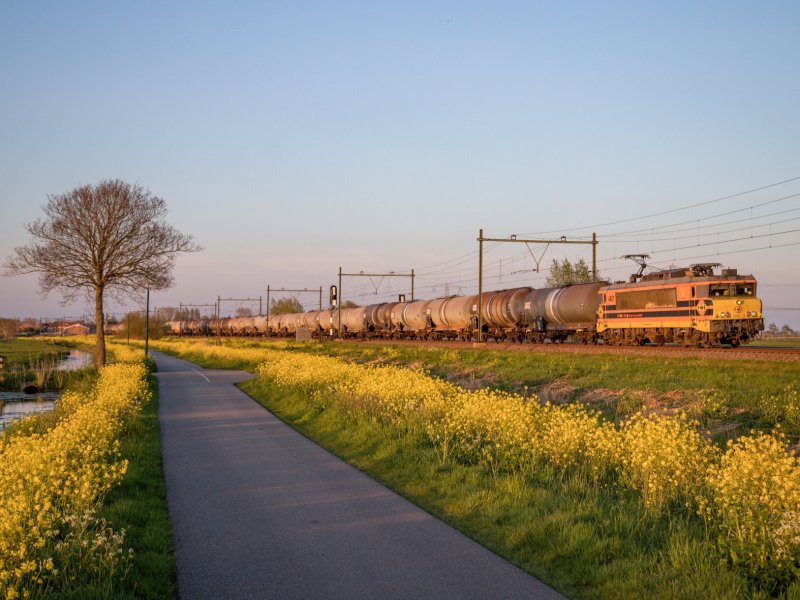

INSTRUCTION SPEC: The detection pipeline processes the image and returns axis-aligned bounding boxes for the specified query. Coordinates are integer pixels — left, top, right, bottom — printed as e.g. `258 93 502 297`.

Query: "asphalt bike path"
154 351 566 600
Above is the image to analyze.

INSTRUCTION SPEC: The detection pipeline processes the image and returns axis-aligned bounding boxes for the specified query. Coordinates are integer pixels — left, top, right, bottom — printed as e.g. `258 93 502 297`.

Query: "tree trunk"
95 285 106 368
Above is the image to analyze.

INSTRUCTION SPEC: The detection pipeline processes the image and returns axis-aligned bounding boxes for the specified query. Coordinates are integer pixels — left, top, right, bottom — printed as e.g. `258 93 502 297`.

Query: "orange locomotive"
596 262 763 347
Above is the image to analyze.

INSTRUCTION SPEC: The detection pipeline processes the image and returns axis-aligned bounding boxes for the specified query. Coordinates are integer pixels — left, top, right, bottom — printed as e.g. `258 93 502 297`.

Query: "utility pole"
476 230 598 342
144 287 150 358
478 229 484 343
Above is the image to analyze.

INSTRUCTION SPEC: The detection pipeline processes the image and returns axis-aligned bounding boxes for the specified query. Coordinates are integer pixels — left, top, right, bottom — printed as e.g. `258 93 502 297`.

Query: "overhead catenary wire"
517 175 800 236
597 192 800 240
338 175 800 308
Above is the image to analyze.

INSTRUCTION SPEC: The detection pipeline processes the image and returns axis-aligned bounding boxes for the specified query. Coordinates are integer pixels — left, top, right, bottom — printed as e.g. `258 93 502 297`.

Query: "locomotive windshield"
708 283 756 297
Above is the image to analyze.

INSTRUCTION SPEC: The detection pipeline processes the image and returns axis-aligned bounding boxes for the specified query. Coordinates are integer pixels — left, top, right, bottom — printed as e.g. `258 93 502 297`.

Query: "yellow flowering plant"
0 361 149 598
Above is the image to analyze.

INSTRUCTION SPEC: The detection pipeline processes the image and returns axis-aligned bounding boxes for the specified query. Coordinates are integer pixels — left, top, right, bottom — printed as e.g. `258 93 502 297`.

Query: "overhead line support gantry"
476 230 598 342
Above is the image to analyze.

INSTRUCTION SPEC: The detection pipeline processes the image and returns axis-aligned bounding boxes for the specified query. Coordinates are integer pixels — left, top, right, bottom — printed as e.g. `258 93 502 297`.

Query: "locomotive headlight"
736 299 744 305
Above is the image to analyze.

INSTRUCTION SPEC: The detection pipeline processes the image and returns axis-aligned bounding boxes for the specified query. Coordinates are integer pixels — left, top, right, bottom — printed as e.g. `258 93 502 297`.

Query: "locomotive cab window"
709 284 733 297
735 284 754 296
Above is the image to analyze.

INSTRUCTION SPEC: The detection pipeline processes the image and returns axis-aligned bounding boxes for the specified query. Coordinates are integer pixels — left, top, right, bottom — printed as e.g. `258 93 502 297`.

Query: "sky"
1 1 799 328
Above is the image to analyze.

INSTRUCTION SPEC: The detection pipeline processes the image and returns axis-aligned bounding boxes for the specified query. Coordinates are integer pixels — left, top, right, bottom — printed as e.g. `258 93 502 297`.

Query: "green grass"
44 376 176 599
0 337 68 369
749 338 800 348
238 377 762 600
90 376 176 599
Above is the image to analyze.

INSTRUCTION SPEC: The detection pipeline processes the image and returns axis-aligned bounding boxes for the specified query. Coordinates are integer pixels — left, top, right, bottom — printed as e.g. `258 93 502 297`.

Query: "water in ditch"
0 349 93 431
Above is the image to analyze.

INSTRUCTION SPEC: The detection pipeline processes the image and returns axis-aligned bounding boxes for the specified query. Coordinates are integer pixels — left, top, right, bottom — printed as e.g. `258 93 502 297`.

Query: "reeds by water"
1 353 72 392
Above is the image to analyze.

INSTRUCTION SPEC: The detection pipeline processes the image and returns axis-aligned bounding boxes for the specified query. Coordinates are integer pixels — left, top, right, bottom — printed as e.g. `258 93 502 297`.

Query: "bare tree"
0 318 18 341
234 306 253 318
4 180 199 367
176 307 200 320
158 306 178 322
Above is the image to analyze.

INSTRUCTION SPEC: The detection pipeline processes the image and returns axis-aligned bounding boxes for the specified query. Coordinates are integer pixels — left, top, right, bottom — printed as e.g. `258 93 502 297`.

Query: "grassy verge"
1 355 175 599
88 376 176 600
239 377 755 599
43 375 176 599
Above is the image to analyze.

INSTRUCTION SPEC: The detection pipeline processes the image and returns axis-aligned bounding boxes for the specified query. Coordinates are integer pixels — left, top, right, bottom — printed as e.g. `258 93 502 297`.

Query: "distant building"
62 322 94 335
17 320 40 334
40 321 96 335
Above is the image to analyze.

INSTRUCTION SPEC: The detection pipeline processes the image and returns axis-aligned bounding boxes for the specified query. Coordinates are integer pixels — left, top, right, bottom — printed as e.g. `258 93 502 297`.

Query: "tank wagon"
166 264 763 347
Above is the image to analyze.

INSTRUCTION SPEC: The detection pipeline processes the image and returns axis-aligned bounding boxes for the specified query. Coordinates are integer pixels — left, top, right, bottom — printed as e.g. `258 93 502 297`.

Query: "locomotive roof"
604 272 756 291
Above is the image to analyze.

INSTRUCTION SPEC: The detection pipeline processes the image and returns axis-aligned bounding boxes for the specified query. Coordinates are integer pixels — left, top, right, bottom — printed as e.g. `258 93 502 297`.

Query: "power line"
519 175 800 236
650 239 800 263
602 192 800 239
605 215 800 246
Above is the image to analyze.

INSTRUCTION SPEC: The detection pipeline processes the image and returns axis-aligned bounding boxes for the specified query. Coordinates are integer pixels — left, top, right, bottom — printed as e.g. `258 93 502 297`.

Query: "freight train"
168 263 764 347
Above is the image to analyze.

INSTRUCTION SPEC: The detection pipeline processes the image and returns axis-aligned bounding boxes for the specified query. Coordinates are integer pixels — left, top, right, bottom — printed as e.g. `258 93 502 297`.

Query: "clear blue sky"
2 1 799 327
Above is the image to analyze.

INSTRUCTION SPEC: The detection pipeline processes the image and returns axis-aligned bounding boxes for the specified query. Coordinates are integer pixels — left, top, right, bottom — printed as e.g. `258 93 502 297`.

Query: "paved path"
155 352 566 600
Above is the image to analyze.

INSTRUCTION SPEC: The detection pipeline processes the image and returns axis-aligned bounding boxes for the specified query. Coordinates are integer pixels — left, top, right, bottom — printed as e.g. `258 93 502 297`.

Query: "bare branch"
3 179 201 367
